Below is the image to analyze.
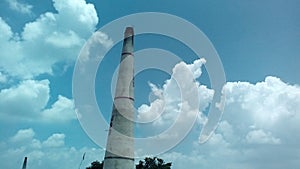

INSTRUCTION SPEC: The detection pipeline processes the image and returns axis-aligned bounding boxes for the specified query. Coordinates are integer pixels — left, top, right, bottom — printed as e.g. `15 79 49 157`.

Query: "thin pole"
78 152 86 169
22 157 27 169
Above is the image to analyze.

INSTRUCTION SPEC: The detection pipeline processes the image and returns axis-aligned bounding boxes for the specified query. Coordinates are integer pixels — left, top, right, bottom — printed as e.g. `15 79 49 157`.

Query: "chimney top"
124 27 134 38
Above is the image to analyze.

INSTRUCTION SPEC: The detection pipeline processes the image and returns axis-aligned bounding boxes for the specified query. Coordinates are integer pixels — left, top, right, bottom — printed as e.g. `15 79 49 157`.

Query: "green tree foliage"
136 157 172 169
86 157 171 169
86 160 103 169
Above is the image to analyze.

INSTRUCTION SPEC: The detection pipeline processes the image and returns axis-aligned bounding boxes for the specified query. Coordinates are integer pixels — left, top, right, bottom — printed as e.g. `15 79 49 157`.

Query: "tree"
86 160 103 169
87 157 171 169
136 157 172 169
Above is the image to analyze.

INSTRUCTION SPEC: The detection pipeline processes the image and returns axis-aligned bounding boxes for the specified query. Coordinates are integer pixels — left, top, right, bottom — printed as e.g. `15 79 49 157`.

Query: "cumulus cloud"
137 58 213 136
42 95 76 122
135 58 214 156
0 0 107 78
0 79 76 122
137 58 214 142
0 17 13 41
1 55 300 169
222 76 300 144
10 128 35 142
6 0 33 14
246 129 281 144
0 79 50 121
155 76 300 169
1 129 104 169
42 133 65 147
136 56 300 169
78 30 113 64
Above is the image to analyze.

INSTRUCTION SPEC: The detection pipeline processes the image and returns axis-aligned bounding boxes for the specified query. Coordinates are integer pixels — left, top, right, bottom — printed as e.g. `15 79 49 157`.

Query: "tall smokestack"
103 27 134 169
22 157 27 169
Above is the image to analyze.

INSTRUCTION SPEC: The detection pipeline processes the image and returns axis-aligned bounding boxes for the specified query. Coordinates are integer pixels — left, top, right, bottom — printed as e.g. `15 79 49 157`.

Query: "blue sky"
0 0 300 169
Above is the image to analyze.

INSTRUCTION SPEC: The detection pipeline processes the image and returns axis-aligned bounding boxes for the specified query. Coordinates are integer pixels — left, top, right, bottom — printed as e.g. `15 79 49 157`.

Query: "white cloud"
137 58 213 128
169 76 300 169
76 30 113 74
0 0 106 78
1 129 104 169
135 58 214 156
160 152 205 169
42 95 76 122
6 0 33 14
10 128 35 142
43 133 65 147
2 69 300 169
222 76 300 144
0 79 76 122
45 30 82 48
136 57 300 169
246 129 281 144
52 0 98 34
0 17 13 41
0 79 50 121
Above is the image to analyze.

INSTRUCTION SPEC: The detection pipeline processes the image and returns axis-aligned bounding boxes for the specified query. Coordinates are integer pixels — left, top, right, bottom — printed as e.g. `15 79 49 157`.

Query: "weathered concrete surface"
103 27 135 169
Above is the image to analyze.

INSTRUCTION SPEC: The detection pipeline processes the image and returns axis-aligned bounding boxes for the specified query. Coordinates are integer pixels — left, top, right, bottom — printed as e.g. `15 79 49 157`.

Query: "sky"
0 0 300 169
